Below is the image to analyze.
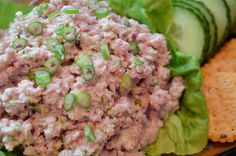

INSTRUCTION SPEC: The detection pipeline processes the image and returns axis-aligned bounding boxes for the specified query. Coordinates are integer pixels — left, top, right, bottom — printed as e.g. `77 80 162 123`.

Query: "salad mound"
0 0 184 155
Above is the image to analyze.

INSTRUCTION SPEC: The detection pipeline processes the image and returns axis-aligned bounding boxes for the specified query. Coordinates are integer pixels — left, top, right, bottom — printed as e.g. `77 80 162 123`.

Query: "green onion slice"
64 93 76 111
133 57 143 66
37 3 48 14
0 151 6 156
100 44 110 60
76 91 92 109
56 24 66 35
129 41 139 55
27 21 44 36
12 38 27 52
63 26 77 42
81 64 95 81
47 11 60 18
84 125 96 143
44 57 60 74
63 8 80 14
120 73 132 91
53 44 65 61
75 54 93 67
46 38 61 51
95 7 110 19
35 70 51 87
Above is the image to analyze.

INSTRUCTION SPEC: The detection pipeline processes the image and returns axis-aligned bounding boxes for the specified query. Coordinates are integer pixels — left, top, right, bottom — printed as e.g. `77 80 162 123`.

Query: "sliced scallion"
12 38 27 52
100 44 110 60
53 44 65 61
75 54 93 67
27 21 44 36
120 73 132 91
129 41 139 55
47 11 60 18
63 8 80 14
35 70 51 87
63 26 77 42
37 3 48 14
56 24 66 35
133 57 143 66
64 93 76 111
44 57 60 74
46 38 61 51
81 65 95 81
76 91 91 109
95 7 110 19
84 125 96 143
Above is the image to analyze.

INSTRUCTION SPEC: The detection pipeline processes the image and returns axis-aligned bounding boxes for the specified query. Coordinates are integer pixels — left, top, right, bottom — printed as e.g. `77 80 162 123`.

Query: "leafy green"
0 0 32 29
104 0 174 34
105 1 208 155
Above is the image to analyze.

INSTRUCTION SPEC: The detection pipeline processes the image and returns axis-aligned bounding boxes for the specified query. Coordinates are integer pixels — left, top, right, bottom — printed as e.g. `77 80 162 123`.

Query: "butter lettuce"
0 0 32 29
105 0 208 155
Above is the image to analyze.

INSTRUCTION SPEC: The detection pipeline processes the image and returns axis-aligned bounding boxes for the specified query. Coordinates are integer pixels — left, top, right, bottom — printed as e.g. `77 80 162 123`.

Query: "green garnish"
129 41 139 55
64 93 76 111
63 26 77 42
35 70 51 87
81 64 96 81
47 10 60 18
46 38 61 51
95 7 110 19
44 57 60 74
76 91 92 109
12 38 27 52
56 24 66 35
133 57 143 66
100 44 110 60
27 21 44 36
120 73 132 91
37 3 48 14
84 125 96 143
63 8 80 14
75 54 93 67
53 44 65 61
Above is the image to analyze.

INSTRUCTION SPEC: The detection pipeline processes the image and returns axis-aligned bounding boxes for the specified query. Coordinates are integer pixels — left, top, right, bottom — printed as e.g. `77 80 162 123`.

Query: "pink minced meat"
0 0 185 156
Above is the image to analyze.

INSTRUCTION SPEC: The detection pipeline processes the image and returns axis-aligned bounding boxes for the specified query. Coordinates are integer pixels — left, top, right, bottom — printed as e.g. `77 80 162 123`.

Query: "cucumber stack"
168 0 236 63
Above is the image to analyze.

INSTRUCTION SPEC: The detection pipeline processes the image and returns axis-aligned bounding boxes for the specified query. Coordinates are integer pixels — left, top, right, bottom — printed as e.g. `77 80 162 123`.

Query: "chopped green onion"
120 73 132 91
84 125 96 143
133 57 143 66
46 38 61 51
88 0 98 9
129 42 139 55
44 57 60 74
75 54 93 67
64 93 76 111
47 11 60 18
12 38 27 52
56 24 66 35
81 65 95 81
100 44 110 60
35 70 51 87
63 26 77 42
95 7 110 19
37 3 48 14
53 44 65 61
76 91 91 109
124 20 131 27
0 151 6 156
27 21 44 36
63 8 80 14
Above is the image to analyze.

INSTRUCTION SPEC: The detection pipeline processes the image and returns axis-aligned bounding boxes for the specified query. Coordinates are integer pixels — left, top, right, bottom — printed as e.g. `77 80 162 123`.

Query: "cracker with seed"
202 39 236 142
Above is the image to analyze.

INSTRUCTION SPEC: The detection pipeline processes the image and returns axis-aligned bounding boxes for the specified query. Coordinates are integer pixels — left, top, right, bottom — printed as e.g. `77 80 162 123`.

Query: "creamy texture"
0 0 184 156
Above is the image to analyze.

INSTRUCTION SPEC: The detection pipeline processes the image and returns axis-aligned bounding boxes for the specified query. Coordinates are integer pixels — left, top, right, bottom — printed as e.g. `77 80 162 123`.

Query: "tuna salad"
0 0 185 155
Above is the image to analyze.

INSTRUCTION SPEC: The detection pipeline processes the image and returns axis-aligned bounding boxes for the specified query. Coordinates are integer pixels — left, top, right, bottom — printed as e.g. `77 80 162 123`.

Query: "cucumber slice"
168 4 208 61
196 0 230 46
174 0 217 60
225 0 236 33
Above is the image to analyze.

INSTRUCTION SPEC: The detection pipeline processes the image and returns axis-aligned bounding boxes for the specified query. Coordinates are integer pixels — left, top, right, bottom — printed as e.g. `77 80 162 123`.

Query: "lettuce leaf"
105 0 208 155
104 0 173 34
0 0 32 29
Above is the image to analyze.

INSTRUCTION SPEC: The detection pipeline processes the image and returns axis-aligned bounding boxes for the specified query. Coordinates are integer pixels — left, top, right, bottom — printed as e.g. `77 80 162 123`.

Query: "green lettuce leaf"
105 0 208 155
0 0 32 29
104 0 173 34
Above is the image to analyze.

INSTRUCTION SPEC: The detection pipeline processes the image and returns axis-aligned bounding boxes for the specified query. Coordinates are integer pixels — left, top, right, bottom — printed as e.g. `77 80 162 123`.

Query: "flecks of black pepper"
75 40 82 50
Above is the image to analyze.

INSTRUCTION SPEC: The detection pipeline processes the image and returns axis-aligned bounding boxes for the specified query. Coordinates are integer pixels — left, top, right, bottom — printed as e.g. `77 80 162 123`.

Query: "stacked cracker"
202 39 236 142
